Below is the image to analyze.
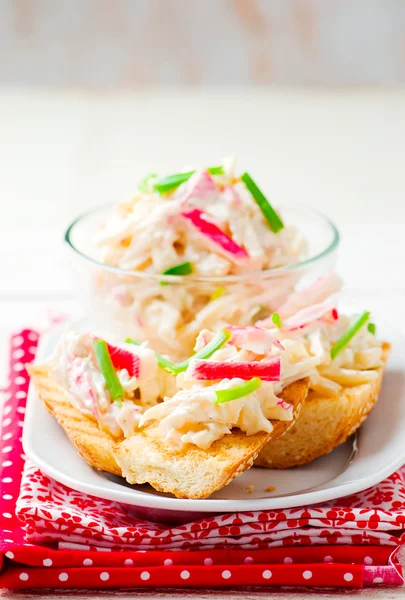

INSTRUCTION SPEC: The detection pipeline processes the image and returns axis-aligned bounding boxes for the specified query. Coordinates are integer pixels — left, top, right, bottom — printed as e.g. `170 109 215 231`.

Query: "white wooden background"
1 0 405 87
1 86 405 598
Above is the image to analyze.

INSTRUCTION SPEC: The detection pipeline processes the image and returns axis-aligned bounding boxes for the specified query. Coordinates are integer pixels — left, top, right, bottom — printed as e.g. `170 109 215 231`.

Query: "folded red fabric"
0 329 403 589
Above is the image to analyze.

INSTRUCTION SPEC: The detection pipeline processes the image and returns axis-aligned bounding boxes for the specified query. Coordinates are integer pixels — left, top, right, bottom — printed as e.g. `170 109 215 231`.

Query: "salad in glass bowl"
65 158 339 358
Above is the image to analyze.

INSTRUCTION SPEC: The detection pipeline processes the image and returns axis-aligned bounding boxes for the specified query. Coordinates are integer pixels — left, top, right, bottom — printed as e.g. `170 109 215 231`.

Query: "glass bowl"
65 203 339 359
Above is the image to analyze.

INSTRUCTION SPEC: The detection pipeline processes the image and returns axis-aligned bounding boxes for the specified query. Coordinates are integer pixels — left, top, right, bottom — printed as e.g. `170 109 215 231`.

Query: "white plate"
23 317 405 523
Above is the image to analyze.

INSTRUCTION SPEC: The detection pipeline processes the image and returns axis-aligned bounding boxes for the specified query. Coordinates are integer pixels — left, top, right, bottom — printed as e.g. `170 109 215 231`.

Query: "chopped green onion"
138 172 157 192
160 261 194 286
331 311 370 360
154 165 224 193
272 312 282 329
367 323 376 335
241 172 284 233
126 328 231 376
214 377 262 404
93 340 124 406
125 338 178 375
210 286 226 301
206 166 224 175
174 329 232 373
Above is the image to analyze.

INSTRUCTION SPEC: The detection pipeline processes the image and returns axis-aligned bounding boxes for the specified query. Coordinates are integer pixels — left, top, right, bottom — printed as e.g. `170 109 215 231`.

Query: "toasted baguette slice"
28 365 122 476
255 342 390 469
115 379 309 499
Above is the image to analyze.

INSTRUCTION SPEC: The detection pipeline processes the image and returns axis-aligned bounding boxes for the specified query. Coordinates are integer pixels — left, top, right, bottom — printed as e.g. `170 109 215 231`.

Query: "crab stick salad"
49 332 176 438
46 326 315 449
139 303 383 449
46 272 383 451
92 158 307 356
257 274 385 397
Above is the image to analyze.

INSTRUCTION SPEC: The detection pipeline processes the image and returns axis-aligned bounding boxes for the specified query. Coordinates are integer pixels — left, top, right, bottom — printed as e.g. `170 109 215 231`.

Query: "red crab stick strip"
276 273 343 319
93 338 141 378
182 209 249 262
281 303 339 332
189 356 281 382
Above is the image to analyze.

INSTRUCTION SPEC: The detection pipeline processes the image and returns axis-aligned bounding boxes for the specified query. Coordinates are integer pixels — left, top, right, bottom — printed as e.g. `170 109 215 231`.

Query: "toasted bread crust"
255 342 390 469
115 379 309 499
29 364 308 498
28 365 122 476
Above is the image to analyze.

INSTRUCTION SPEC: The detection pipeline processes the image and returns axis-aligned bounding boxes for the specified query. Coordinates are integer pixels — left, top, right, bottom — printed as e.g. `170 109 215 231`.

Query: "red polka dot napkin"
0 330 404 589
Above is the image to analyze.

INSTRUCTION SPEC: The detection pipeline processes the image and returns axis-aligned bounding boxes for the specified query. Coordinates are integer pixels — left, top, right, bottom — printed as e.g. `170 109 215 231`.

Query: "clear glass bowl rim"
64 202 340 284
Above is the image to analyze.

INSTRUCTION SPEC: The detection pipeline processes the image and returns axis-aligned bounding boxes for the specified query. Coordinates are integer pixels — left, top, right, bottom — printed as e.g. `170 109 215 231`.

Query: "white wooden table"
1 87 405 598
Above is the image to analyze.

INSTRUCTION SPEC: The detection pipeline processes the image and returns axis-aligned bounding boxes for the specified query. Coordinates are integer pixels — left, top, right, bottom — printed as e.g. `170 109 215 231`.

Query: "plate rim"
23 317 405 513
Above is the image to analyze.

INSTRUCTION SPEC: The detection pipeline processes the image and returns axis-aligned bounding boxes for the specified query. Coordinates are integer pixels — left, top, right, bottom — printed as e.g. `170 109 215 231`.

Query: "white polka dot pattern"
83 558 93 566
124 559 133 566
204 558 213 566
43 559 53 566
5 551 14 559
222 570 231 579
364 556 373 565
303 570 313 580
19 573 29 581
100 572 110 581
164 559 173 566
180 570 190 580
373 577 384 584
284 556 293 563
140 571 150 581
262 570 272 579
59 573 69 581
344 573 354 582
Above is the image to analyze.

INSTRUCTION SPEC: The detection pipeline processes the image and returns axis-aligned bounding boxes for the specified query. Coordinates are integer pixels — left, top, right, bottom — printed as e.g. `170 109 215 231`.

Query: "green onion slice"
125 338 178 375
126 328 231 376
138 172 157 192
330 311 370 360
160 261 194 286
174 329 232 374
214 377 262 404
241 172 284 233
367 323 376 335
93 340 125 406
154 165 224 193
272 312 282 329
